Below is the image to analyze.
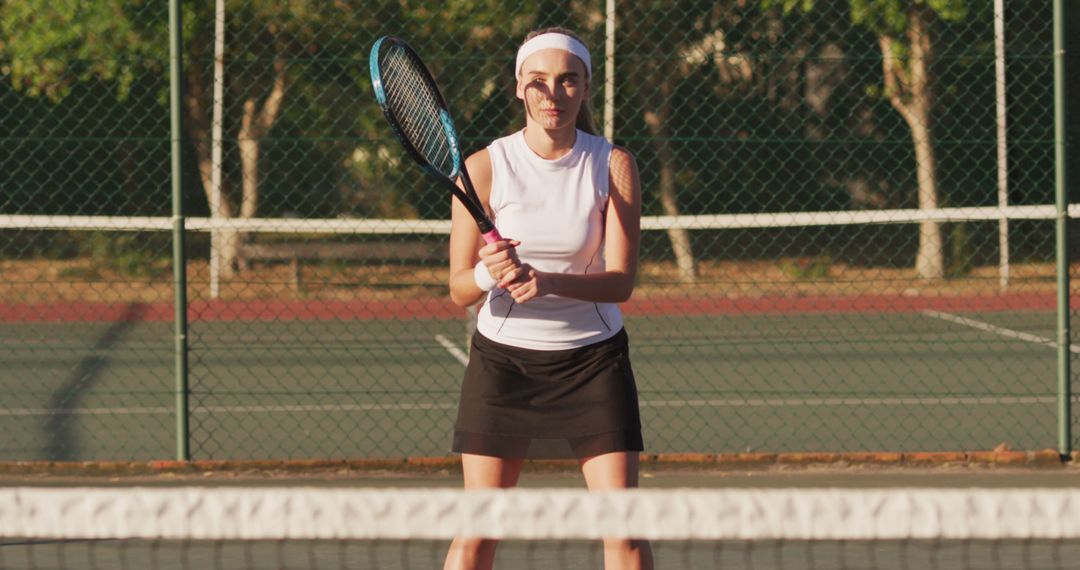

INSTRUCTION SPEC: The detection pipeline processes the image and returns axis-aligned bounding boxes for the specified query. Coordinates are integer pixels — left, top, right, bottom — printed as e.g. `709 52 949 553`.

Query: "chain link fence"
0 0 1070 462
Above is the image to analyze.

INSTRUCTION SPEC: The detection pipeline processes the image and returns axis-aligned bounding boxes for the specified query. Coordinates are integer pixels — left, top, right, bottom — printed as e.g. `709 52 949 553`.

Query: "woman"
443 28 653 570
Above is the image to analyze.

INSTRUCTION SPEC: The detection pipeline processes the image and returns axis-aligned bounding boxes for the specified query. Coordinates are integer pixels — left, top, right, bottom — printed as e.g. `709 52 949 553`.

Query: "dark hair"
520 27 596 135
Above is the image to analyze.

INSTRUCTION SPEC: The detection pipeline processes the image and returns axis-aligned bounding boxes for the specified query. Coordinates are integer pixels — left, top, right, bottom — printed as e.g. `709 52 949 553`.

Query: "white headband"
515 33 592 79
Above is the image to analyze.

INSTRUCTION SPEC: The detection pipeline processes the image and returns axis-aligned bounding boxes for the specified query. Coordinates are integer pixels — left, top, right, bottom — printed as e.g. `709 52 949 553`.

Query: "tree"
768 0 970 279
0 2 170 219
619 2 745 283
855 0 974 279
0 1 164 101
0 3 225 273
0 1 386 275
179 1 386 275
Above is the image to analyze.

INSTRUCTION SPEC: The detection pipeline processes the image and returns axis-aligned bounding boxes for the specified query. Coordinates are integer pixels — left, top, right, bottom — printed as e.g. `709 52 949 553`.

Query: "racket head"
369 35 499 239
369 35 462 181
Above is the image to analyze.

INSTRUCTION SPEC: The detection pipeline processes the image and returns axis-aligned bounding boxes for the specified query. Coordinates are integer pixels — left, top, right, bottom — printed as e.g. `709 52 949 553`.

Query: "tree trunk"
658 153 697 284
184 65 239 277
909 105 943 280
879 7 944 280
644 82 696 283
232 50 288 275
181 42 287 279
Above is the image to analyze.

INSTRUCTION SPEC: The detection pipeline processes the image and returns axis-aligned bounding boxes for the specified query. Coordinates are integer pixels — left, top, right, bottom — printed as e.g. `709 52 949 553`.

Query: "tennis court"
2 1 1077 569
1 302 1062 462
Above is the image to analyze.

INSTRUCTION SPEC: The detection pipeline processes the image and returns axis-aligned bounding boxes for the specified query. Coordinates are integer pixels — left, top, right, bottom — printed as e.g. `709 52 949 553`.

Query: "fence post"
603 0 616 142
169 0 191 461
994 0 1009 291
1054 0 1071 458
210 0 227 299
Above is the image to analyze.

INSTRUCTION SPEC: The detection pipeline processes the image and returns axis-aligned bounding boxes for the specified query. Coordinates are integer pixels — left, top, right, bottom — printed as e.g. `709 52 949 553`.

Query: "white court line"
2 395 1064 417
0 403 458 417
435 334 469 366
640 396 1060 407
922 310 1080 354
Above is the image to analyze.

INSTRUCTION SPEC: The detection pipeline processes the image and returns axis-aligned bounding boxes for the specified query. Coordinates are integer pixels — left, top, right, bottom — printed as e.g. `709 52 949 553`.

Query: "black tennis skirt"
452 328 644 459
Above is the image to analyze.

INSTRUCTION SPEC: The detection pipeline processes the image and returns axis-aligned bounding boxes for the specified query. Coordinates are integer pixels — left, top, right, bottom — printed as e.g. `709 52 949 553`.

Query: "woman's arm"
502 146 641 304
448 150 520 307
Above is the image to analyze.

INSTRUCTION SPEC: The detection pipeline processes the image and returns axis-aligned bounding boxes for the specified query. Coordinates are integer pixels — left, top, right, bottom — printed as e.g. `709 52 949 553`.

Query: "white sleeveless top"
476 129 623 350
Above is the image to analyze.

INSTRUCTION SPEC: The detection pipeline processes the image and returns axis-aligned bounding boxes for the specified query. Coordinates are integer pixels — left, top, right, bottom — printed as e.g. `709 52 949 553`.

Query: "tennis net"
2 486 1080 569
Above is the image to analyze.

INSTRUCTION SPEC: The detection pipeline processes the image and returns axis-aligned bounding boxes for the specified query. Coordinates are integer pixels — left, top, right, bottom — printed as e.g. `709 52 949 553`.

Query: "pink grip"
481 229 504 244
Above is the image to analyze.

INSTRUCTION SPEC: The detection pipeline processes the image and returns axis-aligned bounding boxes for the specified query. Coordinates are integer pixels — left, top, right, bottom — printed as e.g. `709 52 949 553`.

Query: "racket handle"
480 229 504 244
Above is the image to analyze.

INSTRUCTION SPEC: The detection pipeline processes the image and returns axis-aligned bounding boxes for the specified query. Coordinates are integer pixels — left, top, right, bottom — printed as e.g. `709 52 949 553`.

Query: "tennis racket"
369 35 503 244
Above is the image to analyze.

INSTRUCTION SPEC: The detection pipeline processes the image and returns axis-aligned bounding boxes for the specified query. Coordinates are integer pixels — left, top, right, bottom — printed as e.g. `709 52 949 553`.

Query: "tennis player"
444 27 653 570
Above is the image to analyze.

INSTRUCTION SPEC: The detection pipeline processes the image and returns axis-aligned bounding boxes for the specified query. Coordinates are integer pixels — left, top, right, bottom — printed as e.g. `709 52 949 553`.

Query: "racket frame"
370 35 502 243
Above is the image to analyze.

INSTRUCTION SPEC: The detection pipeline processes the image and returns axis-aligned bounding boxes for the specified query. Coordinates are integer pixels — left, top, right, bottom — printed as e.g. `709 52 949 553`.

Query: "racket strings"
380 47 455 177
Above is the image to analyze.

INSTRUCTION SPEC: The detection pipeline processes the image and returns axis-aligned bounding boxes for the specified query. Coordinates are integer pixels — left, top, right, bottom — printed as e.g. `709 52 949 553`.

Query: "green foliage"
850 0 969 34
763 0 970 34
83 233 166 278
760 0 819 15
0 0 167 101
779 254 834 281
58 232 165 280
0 0 1052 234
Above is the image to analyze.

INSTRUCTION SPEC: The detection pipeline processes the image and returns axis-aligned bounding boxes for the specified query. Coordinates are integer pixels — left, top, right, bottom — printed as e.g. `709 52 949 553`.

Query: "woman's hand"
500 264 546 303
481 239 548 303
477 239 521 286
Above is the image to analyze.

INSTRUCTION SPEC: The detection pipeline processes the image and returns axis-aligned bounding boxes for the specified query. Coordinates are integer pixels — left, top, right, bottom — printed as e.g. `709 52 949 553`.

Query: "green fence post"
1054 0 1071 458
169 0 190 462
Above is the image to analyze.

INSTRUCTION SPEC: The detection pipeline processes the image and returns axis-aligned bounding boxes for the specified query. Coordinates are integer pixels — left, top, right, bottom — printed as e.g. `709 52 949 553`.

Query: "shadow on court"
43 304 146 461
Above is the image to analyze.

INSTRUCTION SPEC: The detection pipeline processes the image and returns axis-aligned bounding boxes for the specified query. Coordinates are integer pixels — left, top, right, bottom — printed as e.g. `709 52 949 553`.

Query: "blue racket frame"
369 35 501 242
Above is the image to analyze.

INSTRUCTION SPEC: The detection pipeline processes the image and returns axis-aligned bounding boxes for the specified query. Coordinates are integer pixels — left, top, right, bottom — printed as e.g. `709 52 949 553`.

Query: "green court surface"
0 309 1063 462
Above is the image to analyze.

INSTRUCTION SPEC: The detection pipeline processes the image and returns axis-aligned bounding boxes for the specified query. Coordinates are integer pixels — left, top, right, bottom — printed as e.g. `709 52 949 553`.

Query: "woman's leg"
443 453 525 570
580 451 654 570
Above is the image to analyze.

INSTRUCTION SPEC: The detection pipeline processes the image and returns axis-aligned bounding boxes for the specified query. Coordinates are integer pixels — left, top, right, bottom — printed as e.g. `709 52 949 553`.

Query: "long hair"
520 27 597 135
